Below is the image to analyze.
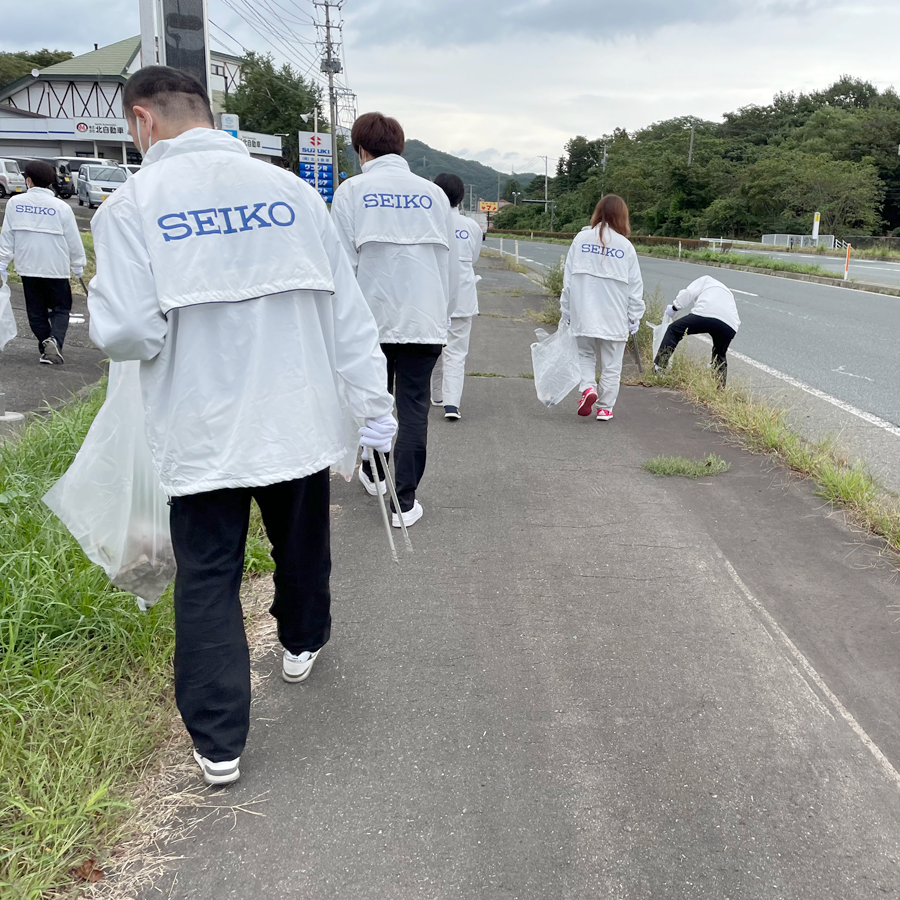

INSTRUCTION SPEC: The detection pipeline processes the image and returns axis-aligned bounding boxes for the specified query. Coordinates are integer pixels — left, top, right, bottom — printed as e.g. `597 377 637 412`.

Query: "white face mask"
135 112 154 157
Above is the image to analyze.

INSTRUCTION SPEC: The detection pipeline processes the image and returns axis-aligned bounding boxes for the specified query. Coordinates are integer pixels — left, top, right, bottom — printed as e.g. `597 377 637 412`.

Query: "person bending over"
655 275 740 386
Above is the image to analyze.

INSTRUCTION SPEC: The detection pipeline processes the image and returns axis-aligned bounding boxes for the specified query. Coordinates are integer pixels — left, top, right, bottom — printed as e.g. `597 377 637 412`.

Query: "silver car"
0 159 27 198
77 165 127 209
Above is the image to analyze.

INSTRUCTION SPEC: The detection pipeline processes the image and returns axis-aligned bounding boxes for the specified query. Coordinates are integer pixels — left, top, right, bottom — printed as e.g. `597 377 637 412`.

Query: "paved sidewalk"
134 258 900 899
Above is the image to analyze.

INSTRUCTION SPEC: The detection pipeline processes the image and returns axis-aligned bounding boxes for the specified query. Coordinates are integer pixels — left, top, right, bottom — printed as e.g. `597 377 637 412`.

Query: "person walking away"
331 112 458 528
87 66 396 786
430 172 481 420
654 275 740 386
0 159 85 364
559 194 643 422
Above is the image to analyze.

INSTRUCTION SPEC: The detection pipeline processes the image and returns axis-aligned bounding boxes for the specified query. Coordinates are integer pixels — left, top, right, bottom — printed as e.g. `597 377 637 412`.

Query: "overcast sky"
7 0 900 173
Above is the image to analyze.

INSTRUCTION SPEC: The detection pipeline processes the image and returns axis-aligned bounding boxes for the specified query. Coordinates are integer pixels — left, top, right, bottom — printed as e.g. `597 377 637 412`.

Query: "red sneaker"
596 408 613 421
577 387 598 416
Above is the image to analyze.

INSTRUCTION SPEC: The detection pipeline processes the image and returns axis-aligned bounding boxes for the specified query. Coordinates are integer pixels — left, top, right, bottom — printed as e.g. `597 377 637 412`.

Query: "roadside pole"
515 240 519 265
844 244 851 281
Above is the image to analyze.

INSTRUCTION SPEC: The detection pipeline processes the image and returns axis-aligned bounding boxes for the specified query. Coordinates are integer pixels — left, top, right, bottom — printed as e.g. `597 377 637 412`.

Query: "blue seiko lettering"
420 195 433 209
187 208 221 236
158 212 192 242
268 201 296 227
234 203 272 232
378 193 394 207
456 229 469 240
21 205 56 216
218 207 239 234
363 193 378 208
402 194 420 209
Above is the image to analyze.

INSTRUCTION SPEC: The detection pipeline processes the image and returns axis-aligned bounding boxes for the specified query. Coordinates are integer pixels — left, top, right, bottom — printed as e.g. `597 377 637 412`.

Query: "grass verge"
0 385 272 898
643 454 731 478
634 244 841 279
634 295 900 552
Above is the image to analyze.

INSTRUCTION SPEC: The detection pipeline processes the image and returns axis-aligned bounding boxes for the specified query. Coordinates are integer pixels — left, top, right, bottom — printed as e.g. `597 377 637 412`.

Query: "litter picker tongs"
369 449 413 563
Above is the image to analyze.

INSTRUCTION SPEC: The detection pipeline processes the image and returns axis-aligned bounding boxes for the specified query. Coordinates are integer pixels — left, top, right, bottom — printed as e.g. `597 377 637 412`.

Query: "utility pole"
687 121 695 166
466 183 476 212
316 0 342 191
538 155 549 213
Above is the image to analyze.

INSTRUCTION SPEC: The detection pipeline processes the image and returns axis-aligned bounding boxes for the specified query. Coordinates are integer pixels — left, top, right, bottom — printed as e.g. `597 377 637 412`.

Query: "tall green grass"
634 244 840 279
0 385 179 898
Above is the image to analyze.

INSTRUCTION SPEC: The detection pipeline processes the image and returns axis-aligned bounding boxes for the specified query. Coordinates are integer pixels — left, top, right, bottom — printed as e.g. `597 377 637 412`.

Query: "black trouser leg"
654 317 691 368
655 313 736 386
169 487 253 762
709 322 736 386
46 278 73 349
380 343 440 512
21 276 53 352
254 470 332 656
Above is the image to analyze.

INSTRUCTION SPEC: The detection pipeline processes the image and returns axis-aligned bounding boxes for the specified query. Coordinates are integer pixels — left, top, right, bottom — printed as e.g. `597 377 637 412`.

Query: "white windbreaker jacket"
88 127 394 498
0 187 85 278
673 275 741 332
559 225 644 341
449 210 482 318
331 154 459 344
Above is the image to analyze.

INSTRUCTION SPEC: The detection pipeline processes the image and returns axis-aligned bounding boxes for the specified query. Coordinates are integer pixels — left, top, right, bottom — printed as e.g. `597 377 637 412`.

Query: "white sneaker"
282 648 320 683
358 464 386 496
431 398 444 407
392 500 424 529
193 749 240 786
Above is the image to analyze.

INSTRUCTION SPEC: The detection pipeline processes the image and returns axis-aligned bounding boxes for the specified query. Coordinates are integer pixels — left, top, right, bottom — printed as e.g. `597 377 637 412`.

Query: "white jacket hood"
123 128 334 314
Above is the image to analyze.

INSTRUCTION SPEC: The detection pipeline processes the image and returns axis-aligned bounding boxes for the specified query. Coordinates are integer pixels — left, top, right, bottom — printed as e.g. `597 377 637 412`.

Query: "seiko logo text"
581 244 625 258
157 202 296 242
362 193 433 210
18 205 57 216
455 229 470 239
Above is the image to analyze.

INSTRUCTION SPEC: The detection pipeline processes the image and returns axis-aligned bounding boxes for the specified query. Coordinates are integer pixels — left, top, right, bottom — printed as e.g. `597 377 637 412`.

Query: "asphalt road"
137 259 900 900
487 237 900 429
733 247 900 287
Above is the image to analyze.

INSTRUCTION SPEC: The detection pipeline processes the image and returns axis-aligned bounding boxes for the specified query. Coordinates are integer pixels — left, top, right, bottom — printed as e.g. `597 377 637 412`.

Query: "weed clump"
643 454 731 478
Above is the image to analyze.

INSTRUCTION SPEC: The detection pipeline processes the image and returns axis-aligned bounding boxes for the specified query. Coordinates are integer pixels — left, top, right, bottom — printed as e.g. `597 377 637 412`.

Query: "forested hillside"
495 77 900 239
403 139 538 208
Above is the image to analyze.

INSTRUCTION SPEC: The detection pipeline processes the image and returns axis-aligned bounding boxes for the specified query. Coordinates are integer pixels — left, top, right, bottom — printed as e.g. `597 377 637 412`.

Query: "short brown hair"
590 194 630 239
351 112 404 158
123 65 213 126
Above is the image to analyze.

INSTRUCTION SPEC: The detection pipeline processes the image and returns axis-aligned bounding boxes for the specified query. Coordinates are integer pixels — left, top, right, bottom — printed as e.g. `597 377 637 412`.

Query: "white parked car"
77 165 127 209
124 164 142 177
55 157 109 192
0 159 27 198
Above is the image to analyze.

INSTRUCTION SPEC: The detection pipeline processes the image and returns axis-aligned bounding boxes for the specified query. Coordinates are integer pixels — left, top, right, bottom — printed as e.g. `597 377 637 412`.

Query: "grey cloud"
348 0 816 47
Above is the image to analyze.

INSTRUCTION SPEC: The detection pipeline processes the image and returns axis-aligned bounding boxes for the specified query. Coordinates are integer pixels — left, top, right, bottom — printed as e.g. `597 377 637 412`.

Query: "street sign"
479 201 499 212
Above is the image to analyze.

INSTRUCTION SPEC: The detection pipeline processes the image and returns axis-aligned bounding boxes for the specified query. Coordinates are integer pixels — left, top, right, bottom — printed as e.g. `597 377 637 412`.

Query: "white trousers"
577 337 627 408
431 316 473 408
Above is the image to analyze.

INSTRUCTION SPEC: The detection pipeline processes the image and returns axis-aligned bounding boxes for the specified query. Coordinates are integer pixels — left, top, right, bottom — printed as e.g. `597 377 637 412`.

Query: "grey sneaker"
41 337 64 365
193 749 240 786
282 648 320 683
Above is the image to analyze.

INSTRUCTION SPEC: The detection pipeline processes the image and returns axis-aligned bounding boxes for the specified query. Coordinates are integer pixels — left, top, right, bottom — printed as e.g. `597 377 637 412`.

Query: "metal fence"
762 234 836 249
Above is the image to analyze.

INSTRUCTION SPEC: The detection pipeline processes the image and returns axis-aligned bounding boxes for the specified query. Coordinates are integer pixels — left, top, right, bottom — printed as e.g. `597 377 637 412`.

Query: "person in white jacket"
331 112 458 528
88 67 396 787
430 172 481 420
0 159 85 364
655 275 741 386
559 194 644 421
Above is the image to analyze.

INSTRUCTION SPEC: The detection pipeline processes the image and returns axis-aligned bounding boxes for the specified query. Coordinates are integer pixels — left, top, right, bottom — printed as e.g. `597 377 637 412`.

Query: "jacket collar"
27 186 54 197
142 127 251 167
361 154 409 174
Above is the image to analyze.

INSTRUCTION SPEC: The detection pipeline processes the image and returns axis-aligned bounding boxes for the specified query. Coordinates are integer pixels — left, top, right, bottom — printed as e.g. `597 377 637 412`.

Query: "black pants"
362 343 441 513
21 276 72 352
655 314 737 385
169 470 332 761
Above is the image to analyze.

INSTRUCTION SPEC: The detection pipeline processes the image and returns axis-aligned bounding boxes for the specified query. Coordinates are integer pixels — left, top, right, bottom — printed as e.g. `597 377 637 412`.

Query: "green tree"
0 49 73 92
224 52 329 174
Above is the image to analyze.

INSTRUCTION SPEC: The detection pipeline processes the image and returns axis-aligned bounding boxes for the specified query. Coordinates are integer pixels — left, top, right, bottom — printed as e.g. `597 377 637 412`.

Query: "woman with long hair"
559 194 644 421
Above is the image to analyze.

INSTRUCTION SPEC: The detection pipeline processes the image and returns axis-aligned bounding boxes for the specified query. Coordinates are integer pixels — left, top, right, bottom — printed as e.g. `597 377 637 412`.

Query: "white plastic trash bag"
531 320 581 407
0 282 16 351
646 311 674 362
43 360 176 610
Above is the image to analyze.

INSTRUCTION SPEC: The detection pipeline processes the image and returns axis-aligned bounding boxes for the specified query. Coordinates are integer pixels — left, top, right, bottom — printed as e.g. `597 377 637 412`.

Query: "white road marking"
832 365 874 382
720 555 900 793
730 289 758 297
692 337 900 436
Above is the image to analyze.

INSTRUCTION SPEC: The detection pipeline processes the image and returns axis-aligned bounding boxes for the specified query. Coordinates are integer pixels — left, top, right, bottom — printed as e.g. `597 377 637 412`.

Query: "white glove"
628 318 640 335
72 266 84 277
359 413 397 454
560 311 571 326
665 304 677 319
